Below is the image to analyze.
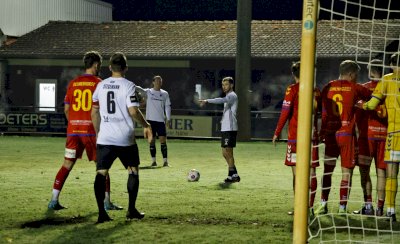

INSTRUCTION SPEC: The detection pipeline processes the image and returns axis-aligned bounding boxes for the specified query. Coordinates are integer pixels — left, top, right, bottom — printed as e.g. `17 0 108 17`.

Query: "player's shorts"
336 134 357 169
358 137 372 167
324 133 340 159
148 120 166 137
384 132 400 163
64 135 96 162
284 141 319 167
96 144 140 170
221 131 237 148
368 139 386 169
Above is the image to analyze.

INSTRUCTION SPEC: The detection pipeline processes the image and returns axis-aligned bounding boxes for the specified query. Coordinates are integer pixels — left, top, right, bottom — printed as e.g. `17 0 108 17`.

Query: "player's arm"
272 87 293 146
165 93 172 129
128 106 152 143
91 105 100 135
64 104 70 121
134 85 148 98
362 96 381 110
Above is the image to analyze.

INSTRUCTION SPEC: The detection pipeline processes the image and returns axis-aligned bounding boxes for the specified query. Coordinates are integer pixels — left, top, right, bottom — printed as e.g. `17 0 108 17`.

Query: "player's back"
322 79 370 135
64 74 101 136
93 77 138 146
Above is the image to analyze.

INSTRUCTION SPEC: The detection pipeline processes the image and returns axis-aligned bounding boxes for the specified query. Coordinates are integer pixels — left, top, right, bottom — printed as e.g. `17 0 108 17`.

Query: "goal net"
308 0 400 243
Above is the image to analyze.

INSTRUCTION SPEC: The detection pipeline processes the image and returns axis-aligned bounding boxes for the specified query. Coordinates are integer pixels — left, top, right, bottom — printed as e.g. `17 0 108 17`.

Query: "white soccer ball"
187 169 200 182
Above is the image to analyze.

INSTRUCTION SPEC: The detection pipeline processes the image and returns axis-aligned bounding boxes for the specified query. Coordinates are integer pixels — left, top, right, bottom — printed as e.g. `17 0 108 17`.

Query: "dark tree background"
102 0 400 21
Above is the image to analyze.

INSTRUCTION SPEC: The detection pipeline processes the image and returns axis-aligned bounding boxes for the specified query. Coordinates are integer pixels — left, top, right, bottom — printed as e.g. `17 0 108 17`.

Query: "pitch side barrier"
0 107 285 140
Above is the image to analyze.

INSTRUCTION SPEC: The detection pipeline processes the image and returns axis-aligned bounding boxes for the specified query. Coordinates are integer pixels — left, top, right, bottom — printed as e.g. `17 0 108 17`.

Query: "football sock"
228 167 237 176
321 164 335 201
52 166 70 200
105 173 111 200
310 173 317 208
364 194 372 206
377 199 385 209
339 180 350 206
150 143 156 158
127 172 139 211
385 177 397 209
161 143 167 160
94 174 107 216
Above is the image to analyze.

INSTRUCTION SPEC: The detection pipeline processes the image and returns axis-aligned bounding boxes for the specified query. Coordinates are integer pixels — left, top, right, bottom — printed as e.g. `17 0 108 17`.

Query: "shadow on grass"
216 182 237 190
139 166 162 170
21 211 97 228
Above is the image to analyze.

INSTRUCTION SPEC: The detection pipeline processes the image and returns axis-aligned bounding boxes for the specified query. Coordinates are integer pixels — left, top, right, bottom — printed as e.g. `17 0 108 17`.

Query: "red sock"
340 180 350 206
321 164 335 201
377 199 385 208
105 174 110 193
365 195 372 204
310 173 317 207
53 166 70 190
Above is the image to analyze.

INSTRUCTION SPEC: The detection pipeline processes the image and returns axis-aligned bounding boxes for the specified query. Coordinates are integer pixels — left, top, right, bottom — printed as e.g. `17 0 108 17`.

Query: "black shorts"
221 131 237 148
96 144 140 170
148 120 167 137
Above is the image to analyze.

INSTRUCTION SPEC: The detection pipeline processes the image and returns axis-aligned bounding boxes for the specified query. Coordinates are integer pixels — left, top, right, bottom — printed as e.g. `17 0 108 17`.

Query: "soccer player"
199 77 240 183
135 76 172 167
272 61 320 215
315 60 371 215
360 52 400 222
91 52 152 223
48 51 122 211
353 59 387 216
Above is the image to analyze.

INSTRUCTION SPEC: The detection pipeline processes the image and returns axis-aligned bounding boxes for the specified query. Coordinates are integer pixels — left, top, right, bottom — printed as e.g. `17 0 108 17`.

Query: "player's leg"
315 134 338 215
287 166 296 215
375 140 387 216
120 144 144 219
159 122 169 167
221 131 240 183
355 137 374 214
309 167 317 212
384 133 400 221
149 121 157 166
94 144 115 223
337 135 356 213
48 136 81 210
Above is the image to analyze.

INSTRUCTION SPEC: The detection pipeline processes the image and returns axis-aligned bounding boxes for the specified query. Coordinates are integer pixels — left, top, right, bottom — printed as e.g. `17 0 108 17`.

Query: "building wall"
0 0 112 37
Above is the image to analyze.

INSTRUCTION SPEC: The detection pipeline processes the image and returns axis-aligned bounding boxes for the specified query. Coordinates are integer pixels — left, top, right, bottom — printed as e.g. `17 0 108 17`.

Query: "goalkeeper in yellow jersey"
360 52 400 222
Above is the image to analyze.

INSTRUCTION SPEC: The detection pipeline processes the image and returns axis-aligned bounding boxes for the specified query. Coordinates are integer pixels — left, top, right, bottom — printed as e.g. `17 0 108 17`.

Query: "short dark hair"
83 51 102 69
109 52 127 72
291 61 300 78
339 60 360 76
222 76 234 84
368 59 383 77
390 52 400 67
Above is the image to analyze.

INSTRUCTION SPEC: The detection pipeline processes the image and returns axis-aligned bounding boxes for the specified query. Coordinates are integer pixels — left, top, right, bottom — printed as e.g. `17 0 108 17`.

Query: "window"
36 79 57 112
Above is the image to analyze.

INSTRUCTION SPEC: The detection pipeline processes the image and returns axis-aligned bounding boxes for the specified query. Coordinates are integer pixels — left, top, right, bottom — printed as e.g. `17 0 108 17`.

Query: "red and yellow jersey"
356 81 387 140
274 83 299 141
64 74 101 136
371 72 400 134
321 80 371 137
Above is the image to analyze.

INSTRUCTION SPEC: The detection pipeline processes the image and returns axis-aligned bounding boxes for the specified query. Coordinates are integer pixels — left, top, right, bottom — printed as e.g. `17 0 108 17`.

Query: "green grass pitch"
0 136 399 243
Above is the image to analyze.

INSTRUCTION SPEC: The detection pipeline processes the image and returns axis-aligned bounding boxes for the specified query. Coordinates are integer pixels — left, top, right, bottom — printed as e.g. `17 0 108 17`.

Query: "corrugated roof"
0 20 399 59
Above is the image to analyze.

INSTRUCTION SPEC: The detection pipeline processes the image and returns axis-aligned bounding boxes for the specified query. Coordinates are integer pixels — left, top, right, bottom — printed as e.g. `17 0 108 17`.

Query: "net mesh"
308 1 400 242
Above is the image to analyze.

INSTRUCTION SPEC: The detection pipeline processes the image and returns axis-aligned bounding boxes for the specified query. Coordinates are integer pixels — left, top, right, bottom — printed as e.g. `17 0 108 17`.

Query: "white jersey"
136 87 171 122
206 91 238 132
92 77 140 146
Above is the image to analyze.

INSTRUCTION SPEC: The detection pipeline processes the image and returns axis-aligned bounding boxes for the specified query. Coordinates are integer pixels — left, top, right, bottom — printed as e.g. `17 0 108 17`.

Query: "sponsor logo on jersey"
130 95 138 103
102 116 124 122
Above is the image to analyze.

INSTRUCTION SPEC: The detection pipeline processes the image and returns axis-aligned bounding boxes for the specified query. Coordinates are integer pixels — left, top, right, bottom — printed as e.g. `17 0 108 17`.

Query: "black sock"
161 143 167 159
94 174 107 216
127 173 139 212
150 144 156 158
228 167 237 176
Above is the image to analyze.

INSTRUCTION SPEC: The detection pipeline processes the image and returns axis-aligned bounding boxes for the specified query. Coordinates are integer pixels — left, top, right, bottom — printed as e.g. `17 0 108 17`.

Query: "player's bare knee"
63 159 76 170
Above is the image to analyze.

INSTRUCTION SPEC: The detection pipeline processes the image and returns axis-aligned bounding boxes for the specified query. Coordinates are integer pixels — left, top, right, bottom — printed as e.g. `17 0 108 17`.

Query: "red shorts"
369 139 386 170
336 135 357 169
284 141 319 168
65 136 97 161
324 134 340 159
